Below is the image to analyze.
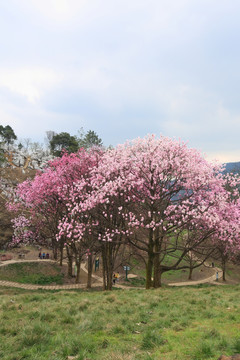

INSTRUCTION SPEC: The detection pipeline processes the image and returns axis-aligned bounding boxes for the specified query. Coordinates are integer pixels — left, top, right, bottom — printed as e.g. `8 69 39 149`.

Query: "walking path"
0 259 102 290
170 266 223 287
0 258 223 291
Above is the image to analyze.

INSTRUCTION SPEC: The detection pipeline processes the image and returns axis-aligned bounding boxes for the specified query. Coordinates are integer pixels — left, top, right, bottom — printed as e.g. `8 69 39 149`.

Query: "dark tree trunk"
75 258 81 284
188 267 193 280
101 249 107 290
153 229 162 288
153 257 162 288
101 243 113 290
52 244 58 261
106 243 113 290
188 256 193 280
146 253 153 289
222 258 226 281
87 254 93 289
66 246 73 277
146 230 154 289
59 245 64 266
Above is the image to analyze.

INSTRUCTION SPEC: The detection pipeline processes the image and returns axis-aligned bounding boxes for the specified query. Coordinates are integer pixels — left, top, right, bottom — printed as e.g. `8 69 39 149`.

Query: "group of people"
38 252 50 259
113 272 120 284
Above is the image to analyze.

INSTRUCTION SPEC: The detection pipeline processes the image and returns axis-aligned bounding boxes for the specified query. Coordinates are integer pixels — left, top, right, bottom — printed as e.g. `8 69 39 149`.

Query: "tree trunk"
66 246 73 277
106 243 113 290
153 255 162 288
87 254 93 289
153 229 161 288
100 240 118 291
188 267 193 280
146 253 153 289
75 258 81 284
188 256 193 280
59 245 64 266
222 258 226 281
146 230 154 289
52 244 58 261
158 268 163 287
101 248 107 290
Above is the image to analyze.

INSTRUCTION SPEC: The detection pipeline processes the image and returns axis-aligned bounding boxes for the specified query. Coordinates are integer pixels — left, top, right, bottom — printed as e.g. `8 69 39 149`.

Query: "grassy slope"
0 285 240 360
0 262 64 285
128 251 215 285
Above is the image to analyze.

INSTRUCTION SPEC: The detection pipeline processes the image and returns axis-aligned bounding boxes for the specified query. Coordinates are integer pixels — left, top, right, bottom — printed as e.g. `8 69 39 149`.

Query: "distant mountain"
224 162 240 174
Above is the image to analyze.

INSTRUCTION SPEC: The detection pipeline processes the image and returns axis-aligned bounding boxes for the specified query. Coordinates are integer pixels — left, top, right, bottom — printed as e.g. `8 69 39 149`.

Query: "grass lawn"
0 285 240 360
128 252 214 285
0 262 64 285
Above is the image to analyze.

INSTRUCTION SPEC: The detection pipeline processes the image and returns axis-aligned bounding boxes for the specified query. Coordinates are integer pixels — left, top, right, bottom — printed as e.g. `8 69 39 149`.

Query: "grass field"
128 253 215 285
0 285 240 360
0 262 64 285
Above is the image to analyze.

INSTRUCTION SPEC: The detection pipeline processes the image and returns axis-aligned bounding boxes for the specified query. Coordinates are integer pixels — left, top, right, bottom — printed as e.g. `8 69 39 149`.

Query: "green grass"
0 262 64 285
0 285 240 359
122 277 146 287
128 244 208 284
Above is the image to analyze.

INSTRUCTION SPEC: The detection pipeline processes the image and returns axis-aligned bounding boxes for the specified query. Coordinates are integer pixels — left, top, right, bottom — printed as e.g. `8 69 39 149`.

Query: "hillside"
224 161 240 173
0 285 240 359
0 145 48 248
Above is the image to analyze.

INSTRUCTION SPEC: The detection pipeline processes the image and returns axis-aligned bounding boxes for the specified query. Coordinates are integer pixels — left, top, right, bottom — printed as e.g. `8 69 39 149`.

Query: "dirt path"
169 266 223 287
0 259 223 290
0 259 102 290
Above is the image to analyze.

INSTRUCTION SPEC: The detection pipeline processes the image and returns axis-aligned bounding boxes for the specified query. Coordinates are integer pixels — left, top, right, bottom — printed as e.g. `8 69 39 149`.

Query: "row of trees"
7 135 240 289
0 124 103 248
47 129 103 156
0 124 103 160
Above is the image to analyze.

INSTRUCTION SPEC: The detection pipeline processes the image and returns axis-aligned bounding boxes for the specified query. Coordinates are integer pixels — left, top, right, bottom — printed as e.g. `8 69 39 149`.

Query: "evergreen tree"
50 132 79 156
77 129 103 149
0 125 17 147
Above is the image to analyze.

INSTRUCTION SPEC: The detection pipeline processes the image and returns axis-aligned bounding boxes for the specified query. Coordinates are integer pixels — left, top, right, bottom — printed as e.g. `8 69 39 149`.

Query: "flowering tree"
8 134 240 290
85 135 240 288
9 149 102 279
57 177 102 284
10 215 36 247
210 174 240 280
57 148 132 289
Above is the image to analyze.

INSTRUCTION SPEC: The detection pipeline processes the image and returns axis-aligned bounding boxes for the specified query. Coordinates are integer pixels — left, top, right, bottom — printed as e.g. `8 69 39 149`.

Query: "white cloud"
17 0 88 23
69 66 112 93
0 67 62 103
205 151 240 163
1 0 240 161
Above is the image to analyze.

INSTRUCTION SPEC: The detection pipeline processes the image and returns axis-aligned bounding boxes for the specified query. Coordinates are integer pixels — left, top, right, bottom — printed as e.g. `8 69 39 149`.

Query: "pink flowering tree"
210 174 240 280
8 134 240 290
8 149 102 276
85 135 240 289
57 149 128 289
57 152 131 289
10 169 67 261
10 215 37 247
57 176 102 285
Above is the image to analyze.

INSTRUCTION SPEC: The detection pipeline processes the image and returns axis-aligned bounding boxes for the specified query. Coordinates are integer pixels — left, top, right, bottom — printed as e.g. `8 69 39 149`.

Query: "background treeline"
0 125 104 163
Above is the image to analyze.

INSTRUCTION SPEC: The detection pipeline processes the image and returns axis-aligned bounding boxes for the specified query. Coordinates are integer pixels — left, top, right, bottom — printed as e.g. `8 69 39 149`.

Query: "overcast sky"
0 0 240 162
